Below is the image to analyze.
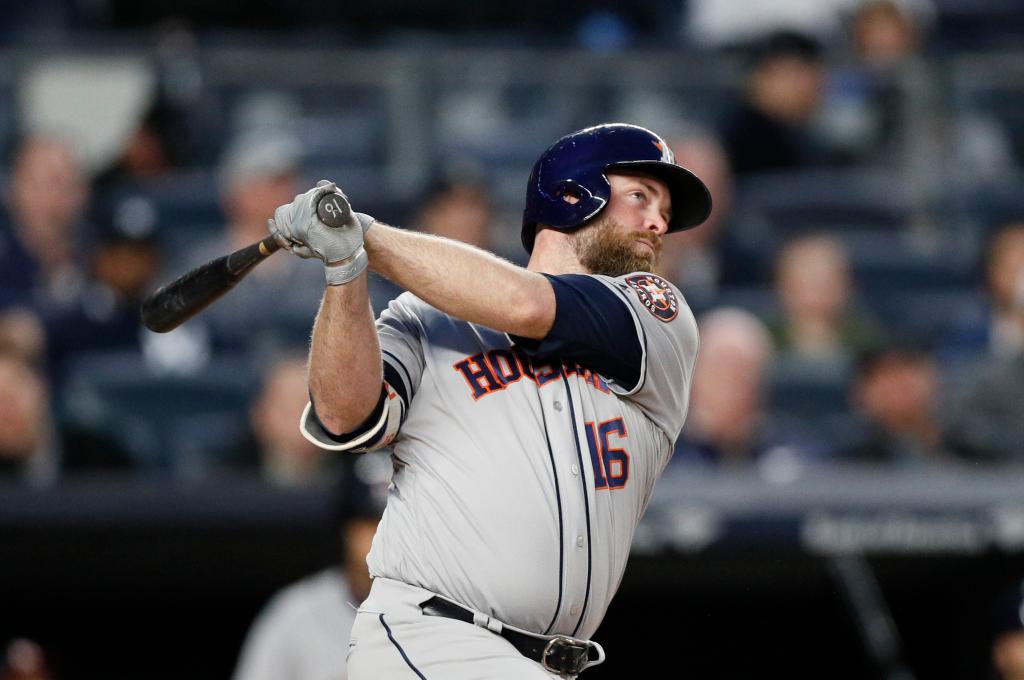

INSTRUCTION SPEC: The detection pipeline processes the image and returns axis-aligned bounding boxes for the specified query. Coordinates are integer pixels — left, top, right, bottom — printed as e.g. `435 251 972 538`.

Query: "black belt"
420 596 599 677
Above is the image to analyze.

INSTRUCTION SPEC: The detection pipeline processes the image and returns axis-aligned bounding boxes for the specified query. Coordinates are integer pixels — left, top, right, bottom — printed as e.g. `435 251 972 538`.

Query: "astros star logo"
625 273 679 322
651 140 673 163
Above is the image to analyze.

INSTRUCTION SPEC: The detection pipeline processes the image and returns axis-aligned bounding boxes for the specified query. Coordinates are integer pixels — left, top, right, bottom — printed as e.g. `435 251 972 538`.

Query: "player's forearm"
307 273 383 434
365 223 555 339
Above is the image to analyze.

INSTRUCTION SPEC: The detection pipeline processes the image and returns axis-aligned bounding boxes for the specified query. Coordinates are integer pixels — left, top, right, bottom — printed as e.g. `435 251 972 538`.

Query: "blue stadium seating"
735 169 913 239
58 350 256 474
768 355 852 424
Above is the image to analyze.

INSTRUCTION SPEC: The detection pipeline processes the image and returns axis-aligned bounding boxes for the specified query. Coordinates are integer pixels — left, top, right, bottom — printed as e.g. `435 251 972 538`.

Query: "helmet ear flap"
555 179 591 206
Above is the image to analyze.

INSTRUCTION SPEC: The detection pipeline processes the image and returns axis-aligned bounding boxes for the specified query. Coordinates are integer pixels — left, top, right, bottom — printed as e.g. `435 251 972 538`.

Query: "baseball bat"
141 191 352 333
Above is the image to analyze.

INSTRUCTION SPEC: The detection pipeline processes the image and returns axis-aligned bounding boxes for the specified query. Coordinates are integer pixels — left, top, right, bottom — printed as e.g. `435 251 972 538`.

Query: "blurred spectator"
851 0 928 68
41 194 162 384
0 308 45 366
233 452 390 680
413 178 493 250
984 223 1024 358
215 131 303 255
660 131 729 303
0 351 132 484
174 131 324 353
0 136 90 309
673 308 826 473
819 0 935 165
94 98 188 190
993 580 1024 680
91 96 193 222
838 342 956 463
945 350 1024 462
767 233 884 362
218 354 336 487
720 31 829 176
944 225 1024 459
0 638 55 680
941 222 1024 363
365 176 500 314
660 128 763 307
683 0 855 49
684 0 934 51
0 352 57 483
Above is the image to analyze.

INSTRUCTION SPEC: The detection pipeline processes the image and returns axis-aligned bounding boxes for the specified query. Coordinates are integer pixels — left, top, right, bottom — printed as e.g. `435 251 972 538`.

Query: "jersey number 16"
584 418 630 490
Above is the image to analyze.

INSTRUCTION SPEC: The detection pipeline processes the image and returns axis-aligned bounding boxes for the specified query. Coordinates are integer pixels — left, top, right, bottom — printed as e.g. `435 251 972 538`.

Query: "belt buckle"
541 635 591 677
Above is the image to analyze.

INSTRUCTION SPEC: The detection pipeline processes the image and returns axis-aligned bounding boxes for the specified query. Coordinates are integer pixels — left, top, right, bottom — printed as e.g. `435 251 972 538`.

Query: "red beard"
570 216 661 277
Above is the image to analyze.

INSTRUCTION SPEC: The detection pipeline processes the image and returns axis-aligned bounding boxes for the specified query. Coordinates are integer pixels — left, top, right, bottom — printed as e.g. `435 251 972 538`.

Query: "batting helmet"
521 123 712 253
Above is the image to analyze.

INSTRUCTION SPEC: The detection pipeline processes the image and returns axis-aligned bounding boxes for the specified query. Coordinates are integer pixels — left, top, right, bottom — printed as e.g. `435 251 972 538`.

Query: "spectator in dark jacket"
839 343 958 464
721 31 829 176
0 136 91 309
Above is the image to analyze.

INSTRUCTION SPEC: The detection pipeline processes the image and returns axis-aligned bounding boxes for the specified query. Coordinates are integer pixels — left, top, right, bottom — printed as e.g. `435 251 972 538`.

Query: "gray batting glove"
267 180 375 286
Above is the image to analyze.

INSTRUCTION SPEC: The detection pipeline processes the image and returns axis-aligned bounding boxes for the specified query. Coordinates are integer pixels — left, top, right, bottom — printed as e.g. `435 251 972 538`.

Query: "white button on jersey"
570 463 579 476
554 401 563 411
576 536 584 547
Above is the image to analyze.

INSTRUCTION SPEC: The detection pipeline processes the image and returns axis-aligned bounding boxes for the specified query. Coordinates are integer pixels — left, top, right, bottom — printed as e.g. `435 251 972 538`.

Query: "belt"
420 596 605 677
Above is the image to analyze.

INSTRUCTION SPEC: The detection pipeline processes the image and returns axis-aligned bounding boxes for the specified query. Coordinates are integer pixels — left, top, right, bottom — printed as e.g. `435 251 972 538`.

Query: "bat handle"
225 235 281 280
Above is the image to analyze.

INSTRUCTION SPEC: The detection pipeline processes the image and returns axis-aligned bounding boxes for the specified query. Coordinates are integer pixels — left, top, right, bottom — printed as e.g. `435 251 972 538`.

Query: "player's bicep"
510 274 643 389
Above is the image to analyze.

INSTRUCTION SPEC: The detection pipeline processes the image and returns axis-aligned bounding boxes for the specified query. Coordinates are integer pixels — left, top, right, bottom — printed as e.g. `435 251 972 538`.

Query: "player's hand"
268 180 376 285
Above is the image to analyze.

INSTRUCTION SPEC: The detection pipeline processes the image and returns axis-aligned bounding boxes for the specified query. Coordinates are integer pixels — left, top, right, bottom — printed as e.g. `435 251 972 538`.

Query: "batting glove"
268 180 376 286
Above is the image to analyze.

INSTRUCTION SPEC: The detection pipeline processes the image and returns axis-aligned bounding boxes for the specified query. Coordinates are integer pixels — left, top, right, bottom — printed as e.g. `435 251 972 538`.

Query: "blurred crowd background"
3 0 1024 678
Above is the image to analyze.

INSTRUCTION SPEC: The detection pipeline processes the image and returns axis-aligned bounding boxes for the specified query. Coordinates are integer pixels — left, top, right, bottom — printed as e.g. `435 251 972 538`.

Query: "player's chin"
630 243 659 272
611 253 658 277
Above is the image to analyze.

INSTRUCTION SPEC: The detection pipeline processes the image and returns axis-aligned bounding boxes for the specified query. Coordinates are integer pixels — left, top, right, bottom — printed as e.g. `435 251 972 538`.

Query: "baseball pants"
347 577 571 680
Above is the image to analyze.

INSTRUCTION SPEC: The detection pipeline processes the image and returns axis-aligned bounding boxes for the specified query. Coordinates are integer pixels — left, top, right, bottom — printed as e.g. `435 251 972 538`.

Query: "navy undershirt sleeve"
510 274 642 388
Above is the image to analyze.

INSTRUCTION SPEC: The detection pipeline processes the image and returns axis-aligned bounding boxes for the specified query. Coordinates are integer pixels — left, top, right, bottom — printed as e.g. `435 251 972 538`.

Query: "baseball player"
268 123 711 679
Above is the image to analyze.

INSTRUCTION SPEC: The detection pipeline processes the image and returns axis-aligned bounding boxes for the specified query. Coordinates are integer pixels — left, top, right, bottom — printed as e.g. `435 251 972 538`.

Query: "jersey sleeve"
300 292 426 452
513 272 698 440
510 273 644 387
608 273 699 441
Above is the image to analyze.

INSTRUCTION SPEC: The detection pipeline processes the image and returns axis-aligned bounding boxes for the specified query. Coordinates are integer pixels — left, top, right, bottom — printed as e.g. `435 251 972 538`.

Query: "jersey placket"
544 368 594 635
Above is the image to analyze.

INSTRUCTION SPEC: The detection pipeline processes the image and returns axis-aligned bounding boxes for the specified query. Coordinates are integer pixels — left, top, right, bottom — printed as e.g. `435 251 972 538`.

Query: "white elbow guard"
300 382 404 453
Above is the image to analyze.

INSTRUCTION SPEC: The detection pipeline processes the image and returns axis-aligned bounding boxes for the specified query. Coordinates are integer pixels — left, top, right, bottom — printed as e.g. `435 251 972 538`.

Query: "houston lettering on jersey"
453 346 610 401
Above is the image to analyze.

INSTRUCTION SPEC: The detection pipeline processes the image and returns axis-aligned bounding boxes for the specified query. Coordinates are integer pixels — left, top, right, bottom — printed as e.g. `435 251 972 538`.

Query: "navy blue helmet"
521 123 712 253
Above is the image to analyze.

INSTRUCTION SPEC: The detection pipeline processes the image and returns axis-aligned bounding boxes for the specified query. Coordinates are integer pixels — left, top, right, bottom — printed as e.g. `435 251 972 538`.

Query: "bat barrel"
141 236 281 333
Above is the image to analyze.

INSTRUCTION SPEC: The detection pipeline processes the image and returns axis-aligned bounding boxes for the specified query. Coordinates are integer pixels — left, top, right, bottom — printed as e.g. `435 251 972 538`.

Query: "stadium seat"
705 287 778 318
168 411 252 480
58 350 256 474
833 231 980 336
135 170 225 230
768 355 852 425
869 288 986 339
735 169 912 241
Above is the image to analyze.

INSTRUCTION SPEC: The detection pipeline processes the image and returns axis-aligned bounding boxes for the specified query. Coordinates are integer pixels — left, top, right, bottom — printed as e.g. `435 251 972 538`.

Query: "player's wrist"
325 247 369 285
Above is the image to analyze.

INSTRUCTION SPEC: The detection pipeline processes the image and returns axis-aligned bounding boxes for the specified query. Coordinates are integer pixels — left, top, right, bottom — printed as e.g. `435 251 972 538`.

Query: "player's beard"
571 216 661 277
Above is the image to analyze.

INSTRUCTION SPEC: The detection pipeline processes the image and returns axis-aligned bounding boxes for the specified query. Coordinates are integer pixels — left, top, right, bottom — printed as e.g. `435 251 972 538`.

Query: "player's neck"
527 249 588 276
527 233 589 275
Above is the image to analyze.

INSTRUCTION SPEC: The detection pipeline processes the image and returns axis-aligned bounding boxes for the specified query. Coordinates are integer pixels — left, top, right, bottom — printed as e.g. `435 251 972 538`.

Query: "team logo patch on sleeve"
625 274 679 322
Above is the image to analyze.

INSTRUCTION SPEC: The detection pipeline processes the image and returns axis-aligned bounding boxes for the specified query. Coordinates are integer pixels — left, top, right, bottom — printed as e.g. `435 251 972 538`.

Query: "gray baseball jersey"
301 271 698 641
233 568 355 680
